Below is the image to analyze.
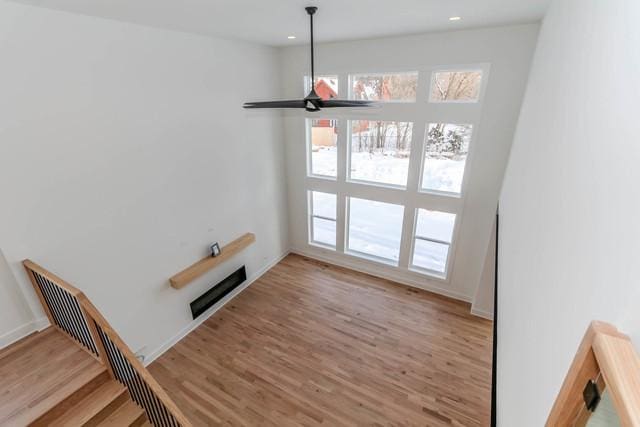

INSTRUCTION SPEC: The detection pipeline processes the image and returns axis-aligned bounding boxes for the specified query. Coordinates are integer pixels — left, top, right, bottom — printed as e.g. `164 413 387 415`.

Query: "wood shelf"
169 232 256 290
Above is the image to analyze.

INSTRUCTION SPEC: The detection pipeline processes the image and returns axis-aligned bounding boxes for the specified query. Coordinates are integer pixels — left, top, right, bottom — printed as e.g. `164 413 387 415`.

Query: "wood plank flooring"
0 327 106 425
149 254 493 426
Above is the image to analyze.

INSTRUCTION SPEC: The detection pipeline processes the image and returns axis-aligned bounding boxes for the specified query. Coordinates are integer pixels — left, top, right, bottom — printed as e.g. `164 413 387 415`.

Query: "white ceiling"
15 0 550 46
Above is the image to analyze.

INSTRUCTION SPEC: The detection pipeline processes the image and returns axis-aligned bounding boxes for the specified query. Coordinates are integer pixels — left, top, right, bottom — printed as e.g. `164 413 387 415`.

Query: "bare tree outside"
350 120 413 186
351 73 418 101
422 123 473 194
430 71 482 102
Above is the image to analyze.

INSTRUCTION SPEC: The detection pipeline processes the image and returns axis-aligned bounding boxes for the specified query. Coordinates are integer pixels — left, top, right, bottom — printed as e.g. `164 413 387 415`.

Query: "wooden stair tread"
0 328 107 426
48 380 127 426
97 400 146 426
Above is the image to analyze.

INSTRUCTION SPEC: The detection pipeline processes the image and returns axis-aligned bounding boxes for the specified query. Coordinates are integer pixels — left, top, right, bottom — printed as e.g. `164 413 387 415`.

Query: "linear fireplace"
190 266 247 319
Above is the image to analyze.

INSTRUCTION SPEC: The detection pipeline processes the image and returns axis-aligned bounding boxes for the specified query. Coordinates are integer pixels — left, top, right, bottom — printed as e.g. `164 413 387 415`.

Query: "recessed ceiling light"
287 35 296 39
449 16 462 21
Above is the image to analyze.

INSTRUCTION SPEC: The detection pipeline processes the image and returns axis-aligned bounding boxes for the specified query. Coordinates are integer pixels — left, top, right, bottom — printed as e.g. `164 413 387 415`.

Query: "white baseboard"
290 247 473 304
0 317 50 349
471 307 494 320
144 251 290 365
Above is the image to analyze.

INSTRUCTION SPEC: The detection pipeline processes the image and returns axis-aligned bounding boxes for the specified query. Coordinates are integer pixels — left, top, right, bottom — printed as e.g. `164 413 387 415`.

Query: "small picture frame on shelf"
210 242 221 257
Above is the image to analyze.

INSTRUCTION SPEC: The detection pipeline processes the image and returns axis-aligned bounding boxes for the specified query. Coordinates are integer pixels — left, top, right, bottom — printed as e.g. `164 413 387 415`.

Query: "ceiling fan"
243 6 376 112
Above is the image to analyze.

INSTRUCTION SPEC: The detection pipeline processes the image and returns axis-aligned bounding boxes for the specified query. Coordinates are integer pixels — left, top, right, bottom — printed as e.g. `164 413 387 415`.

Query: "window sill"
408 265 448 281
309 241 336 251
345 249 399 268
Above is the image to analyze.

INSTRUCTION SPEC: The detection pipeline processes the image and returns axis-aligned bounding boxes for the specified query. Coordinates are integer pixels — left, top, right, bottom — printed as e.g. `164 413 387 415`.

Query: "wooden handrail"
547 321 640 426
23 259 192 427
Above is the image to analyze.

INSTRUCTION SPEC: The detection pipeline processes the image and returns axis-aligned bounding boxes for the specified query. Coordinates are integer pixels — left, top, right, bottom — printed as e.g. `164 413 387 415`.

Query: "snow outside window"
349 120 413 188
308 118 338 178
309 191 337 248
347 197 404 264
421 123 472 195
411 209 456 274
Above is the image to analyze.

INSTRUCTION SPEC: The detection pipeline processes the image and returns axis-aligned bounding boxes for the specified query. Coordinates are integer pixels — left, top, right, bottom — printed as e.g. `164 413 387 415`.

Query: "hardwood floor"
150 254 493 426
0 327 106 425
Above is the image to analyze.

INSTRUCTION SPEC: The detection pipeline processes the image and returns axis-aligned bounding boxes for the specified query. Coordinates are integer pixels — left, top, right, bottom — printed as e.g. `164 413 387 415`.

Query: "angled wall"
498 0 640 424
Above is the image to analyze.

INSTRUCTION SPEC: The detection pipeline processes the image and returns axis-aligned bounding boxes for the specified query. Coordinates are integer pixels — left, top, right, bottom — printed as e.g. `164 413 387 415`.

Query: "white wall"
498 0 640 424
0 2 289 356
0 248 39 348
471 218 496 319
279 25 538 305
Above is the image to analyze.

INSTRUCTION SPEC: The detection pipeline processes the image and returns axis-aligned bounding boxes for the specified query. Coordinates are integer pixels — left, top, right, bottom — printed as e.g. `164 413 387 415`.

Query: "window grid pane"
309 191 337 248
349 120 413 187
421 123 472 195
309 118 338 178
348 197 404 263
415 209 456 243
306 75 338 100
412 239 450 273
429 70 482 102
312 217 336 247
411 209 456 274
350 73 418 102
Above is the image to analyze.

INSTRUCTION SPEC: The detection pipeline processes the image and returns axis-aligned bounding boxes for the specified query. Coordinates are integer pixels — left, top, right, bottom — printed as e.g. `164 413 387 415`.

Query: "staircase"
0 260 191 426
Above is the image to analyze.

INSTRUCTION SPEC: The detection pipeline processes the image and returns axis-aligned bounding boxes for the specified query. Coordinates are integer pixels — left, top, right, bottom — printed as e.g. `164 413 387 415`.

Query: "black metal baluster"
59 287 94 354
118 344 155 424
153 388 171 427
51 282 84 346
43 278 77 342
70 297 98 354
159 399 174 427
133 365 160 425
33 273 62 328
48 280 80 343
125 357 150 420
102 331 122 381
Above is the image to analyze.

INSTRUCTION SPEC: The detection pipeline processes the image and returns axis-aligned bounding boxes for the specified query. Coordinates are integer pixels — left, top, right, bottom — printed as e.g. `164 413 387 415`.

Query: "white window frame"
306 118 338 181
408 208 458 279
348 71 420 104
418 122 476 198
344 195 405 266
428 68 485 104
346 119 415 190
307 190 337 250
302 63 490 282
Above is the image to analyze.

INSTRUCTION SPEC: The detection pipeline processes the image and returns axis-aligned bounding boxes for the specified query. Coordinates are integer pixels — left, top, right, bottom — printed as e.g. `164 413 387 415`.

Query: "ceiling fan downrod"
242 6 375 112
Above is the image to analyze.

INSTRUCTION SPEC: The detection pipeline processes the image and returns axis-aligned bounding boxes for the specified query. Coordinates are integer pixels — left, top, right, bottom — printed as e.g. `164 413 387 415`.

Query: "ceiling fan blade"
320 99 378 108
243 100 306 109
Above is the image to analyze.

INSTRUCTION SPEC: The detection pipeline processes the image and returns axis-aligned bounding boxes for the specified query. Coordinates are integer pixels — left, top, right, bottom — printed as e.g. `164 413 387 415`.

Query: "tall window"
349 120 413 187
309 191 337 248
411 210 456 275
421 123 472 195
304 67 487 281
347 197 404 263
308 118 338 178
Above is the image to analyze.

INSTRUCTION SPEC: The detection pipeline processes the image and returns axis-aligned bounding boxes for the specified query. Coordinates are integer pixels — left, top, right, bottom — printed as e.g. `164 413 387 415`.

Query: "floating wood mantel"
169 232 255 289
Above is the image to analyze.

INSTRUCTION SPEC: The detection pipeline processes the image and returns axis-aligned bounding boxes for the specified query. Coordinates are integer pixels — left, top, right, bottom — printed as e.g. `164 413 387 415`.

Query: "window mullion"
335 118 348 253
398 204 416 270
406 122 426 192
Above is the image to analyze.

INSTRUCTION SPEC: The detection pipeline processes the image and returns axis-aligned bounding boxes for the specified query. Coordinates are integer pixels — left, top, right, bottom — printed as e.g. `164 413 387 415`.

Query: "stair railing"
23 259 192 427
547 321 640 426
